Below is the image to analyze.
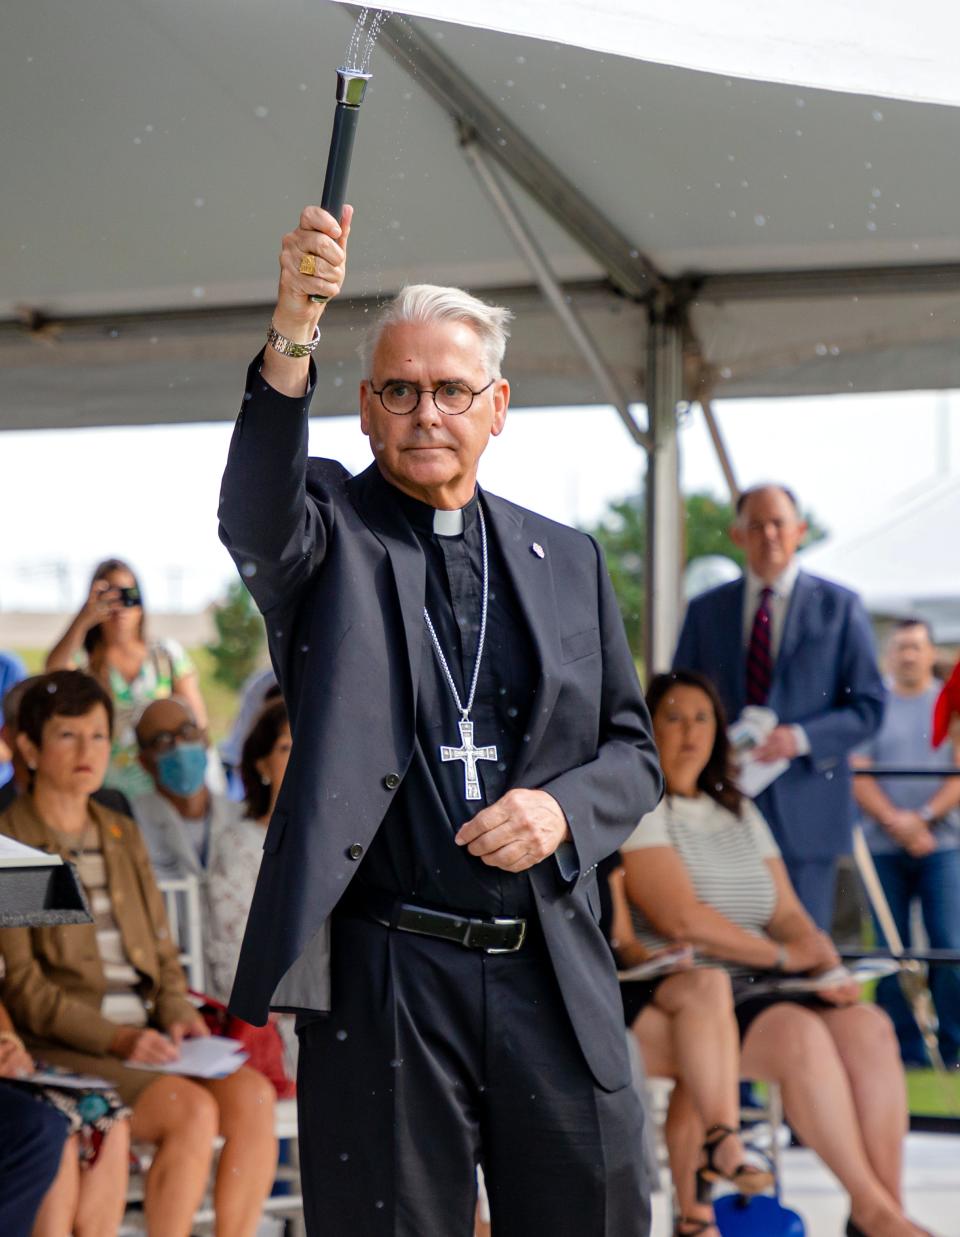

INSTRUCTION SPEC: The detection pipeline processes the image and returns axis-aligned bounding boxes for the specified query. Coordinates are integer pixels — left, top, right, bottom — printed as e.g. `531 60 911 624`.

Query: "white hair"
359 284 514 380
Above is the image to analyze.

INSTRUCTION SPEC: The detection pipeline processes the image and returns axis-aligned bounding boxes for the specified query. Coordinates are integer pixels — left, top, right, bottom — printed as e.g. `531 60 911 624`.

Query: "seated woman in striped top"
623 670 931 1237
0 671 277 1237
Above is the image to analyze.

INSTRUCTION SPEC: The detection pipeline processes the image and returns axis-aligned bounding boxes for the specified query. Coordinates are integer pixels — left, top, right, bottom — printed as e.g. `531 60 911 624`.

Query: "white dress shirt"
741 559 810 756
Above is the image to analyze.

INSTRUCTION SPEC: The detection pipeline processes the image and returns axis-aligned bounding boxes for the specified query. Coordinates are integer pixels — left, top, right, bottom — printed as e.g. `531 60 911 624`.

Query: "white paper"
136 1035 248 1079
742 959 901 998
728 707 790 798
618 945 694 982
0 835 62 870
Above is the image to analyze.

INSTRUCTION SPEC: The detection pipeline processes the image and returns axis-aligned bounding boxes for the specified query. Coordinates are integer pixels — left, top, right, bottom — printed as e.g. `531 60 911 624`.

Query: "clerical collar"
386 480 480 538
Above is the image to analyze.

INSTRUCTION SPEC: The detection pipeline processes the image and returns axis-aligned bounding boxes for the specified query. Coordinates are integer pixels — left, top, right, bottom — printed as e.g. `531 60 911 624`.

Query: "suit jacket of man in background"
674 570 885 924
218 356 663 1093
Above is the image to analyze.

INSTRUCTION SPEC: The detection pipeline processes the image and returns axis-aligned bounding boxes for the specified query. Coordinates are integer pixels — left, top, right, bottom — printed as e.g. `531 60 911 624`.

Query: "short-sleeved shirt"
80 639 195 800
857 682 960 854
621 793 780 967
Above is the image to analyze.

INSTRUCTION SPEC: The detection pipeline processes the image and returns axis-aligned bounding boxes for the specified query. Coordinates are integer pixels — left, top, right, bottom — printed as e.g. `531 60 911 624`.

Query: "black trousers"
296 915 650 1237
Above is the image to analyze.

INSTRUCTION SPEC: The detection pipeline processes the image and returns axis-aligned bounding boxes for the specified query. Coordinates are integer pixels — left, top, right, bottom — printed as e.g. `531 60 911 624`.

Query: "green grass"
906 1068 960 1117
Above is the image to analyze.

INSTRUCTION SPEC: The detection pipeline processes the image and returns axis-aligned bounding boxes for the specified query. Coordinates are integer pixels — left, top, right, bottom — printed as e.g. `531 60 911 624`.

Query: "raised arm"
217 205 353 618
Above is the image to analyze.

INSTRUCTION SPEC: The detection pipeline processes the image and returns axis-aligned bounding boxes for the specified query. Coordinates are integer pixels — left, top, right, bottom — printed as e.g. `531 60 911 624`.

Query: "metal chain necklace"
423 504 499 800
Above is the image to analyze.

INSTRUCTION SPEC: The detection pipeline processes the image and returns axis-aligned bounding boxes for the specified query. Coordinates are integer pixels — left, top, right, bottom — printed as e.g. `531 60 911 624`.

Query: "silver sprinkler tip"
336 67 373 107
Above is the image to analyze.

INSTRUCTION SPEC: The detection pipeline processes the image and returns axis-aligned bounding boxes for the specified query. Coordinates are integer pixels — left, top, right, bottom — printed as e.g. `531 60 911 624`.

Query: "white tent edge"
331 0 960 110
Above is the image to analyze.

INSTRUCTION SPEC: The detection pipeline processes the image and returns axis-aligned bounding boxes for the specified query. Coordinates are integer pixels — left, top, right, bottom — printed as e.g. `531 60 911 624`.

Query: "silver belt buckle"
484 917 527 954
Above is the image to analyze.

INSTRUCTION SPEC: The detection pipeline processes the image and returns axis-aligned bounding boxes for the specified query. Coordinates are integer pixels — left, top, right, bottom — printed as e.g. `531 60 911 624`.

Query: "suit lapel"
347 465 426 707
777 571 814 670
482 492 560 782
721 578 747 716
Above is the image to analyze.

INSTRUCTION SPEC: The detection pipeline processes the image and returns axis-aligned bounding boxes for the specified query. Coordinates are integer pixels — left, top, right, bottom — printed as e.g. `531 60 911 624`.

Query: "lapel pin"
530 542 545 559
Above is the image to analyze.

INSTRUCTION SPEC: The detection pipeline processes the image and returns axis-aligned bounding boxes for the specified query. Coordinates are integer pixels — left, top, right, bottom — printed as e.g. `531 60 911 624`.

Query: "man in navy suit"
674 484 885 927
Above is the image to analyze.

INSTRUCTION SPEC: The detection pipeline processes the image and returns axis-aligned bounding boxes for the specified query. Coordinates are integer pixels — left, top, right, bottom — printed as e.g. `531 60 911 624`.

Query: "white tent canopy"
377 0 960 109
800 476 960 642
4 0 960 428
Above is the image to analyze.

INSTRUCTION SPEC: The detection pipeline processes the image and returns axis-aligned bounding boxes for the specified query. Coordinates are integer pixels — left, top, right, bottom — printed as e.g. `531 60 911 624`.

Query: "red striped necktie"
746 586 774 706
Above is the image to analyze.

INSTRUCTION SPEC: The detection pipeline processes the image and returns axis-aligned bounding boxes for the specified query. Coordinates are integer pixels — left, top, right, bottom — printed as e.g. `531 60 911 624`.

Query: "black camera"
117 586 142 608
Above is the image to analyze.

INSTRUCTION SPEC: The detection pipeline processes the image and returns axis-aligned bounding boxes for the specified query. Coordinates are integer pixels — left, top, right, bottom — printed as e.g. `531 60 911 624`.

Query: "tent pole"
700 395 740 504
644 301 684 674
461 140 649 451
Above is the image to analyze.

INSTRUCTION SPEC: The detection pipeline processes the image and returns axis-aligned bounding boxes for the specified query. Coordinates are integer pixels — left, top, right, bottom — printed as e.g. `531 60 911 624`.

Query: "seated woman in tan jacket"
0 671 276 1237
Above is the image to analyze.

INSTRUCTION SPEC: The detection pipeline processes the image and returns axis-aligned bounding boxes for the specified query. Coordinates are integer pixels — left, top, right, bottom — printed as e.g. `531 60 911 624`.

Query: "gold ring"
298 253 318 277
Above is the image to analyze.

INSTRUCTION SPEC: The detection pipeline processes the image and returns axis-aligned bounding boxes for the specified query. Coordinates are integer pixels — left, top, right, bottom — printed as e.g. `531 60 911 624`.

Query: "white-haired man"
218 204 663 1237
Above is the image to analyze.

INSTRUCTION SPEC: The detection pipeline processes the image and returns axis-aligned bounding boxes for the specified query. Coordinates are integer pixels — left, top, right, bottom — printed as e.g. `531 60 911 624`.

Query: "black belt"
351 888 528 954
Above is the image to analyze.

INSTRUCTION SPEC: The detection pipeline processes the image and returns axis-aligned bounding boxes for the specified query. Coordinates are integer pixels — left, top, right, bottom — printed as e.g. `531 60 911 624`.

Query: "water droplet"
194 196 205 208
815 343 828 356
133 136 142 145
719 366 733 379
866 220 877 232
871 109 884 122
871 187 882 199
753 214 766 227
144 124 154 133
191 286 206 299
255 105 270 118
241 562 257 578
515 54 526 64
339 1151 350 1162
794 97 806 108
375 1201 385 1210
389 1057 402 1069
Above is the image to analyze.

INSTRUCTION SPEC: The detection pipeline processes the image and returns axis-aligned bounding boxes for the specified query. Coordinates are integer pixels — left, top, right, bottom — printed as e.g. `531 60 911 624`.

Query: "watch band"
918 804 937 824
266 322 321 358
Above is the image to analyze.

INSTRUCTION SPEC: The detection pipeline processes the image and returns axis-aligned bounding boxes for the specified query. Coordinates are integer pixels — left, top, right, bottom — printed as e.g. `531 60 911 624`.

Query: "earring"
261 775 271 786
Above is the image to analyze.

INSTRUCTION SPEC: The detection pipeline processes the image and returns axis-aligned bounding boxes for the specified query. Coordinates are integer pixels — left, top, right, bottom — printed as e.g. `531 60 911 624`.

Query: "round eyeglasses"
369 378 495 417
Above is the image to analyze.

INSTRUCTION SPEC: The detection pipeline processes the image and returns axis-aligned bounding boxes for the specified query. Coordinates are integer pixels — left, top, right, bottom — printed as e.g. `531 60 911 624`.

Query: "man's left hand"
753 725 799 763
455 789 571 872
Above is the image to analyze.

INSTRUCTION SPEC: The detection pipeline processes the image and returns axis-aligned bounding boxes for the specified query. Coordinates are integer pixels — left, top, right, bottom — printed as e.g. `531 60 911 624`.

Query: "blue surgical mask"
155 743 208 798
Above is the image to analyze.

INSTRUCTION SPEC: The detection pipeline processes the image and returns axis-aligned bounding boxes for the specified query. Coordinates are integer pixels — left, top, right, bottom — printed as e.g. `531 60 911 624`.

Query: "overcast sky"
0 387 956 615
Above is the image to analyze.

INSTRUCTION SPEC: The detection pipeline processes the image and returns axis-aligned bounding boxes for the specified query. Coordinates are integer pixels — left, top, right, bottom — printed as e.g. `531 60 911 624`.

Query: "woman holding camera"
46 559 208 799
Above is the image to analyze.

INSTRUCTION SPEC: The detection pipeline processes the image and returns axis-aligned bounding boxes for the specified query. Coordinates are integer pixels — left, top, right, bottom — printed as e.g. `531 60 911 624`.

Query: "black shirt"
352 473 539 918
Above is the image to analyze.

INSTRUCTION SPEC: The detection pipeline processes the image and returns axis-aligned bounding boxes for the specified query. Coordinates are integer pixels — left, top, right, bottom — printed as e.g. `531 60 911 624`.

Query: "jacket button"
347 843 364 861
382 773 401 790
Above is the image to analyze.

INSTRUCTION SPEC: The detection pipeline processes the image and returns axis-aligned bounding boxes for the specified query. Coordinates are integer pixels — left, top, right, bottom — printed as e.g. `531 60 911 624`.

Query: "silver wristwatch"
266 322 321 358
918 803 937 824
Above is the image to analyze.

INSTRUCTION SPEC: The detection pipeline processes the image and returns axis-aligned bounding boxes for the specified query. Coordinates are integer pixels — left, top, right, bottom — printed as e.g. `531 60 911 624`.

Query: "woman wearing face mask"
45 558 211 800
0 672 277 1237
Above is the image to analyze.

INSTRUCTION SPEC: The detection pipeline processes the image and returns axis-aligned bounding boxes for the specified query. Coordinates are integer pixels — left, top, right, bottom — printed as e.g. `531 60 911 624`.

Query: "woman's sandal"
675 1219 720 1236
696 1122 776 1198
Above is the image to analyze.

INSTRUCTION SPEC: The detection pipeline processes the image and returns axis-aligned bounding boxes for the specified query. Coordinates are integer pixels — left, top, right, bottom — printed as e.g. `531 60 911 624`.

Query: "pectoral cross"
440 716 498 801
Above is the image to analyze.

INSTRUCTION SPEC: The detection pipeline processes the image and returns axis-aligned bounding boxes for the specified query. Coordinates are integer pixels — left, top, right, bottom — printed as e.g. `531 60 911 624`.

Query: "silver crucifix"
440 716 498 801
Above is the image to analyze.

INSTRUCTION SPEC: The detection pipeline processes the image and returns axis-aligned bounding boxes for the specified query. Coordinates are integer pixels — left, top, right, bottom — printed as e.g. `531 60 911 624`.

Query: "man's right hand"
261 204 353 397
111 1026 179 1065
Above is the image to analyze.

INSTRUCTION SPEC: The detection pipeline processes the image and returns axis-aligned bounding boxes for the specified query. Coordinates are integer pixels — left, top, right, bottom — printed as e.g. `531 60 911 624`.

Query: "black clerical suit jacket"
219 357 663 1090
